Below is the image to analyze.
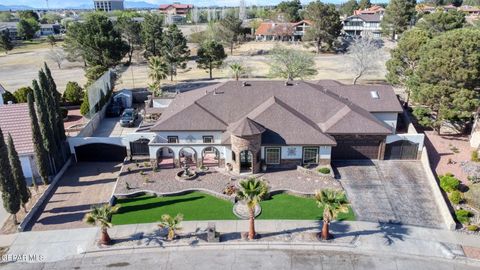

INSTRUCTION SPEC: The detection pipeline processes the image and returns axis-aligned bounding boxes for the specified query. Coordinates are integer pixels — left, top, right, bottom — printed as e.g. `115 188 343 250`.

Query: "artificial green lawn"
111 192 355 225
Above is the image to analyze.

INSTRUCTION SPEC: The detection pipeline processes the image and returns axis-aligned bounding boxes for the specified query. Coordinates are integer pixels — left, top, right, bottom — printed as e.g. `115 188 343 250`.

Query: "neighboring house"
0 103 39 180
255 20 312 41
343 14 382 38
459 5 480 16
159 3 193 16
0 22 18 40
354 5 385 15
94 0 124 12
0 22 61 39
89 80 426 175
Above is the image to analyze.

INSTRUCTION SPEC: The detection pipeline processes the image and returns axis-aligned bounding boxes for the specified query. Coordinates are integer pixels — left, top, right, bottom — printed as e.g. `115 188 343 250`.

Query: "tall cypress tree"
0 128 20 225
32 79 57 174
44 63 66 142
28 93 50 185
7 134 31 212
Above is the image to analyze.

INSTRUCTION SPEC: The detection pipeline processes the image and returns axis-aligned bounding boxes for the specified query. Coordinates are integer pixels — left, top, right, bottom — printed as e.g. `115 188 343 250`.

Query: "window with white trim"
167 136 179 143
265 147 281 165
303 147 319 164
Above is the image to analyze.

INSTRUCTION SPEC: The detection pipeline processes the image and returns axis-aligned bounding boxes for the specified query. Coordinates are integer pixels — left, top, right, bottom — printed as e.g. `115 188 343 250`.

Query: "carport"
75 143 127 162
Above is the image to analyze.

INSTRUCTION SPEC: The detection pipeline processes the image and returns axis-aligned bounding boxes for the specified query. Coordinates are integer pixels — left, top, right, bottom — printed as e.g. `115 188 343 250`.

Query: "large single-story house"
93 80 428 175
0 103 39 179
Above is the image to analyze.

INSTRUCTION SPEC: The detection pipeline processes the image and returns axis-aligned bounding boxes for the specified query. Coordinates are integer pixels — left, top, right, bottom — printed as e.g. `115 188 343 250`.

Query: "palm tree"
229 63 245 81
315 189 349 240
236 177 269 240
84 204 120 245
158 213 183 240
148 56 168 96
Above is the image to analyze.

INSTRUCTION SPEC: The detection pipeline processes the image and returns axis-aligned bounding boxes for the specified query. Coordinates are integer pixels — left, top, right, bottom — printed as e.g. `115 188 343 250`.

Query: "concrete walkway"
2 220 480 264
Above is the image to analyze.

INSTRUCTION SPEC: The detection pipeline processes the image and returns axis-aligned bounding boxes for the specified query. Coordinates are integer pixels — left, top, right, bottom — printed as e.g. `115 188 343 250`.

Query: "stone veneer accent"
231 134 262 174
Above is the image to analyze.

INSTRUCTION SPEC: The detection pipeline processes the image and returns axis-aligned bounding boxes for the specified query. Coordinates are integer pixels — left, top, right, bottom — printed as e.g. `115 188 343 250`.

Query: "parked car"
119 108 138 127
106 100 123 117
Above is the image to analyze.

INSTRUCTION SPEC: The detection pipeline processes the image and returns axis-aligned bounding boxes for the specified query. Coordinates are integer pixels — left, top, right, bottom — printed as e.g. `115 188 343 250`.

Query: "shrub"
456 209 473 224
13 87 33 103
467 225 478 232
317 167 331 174
80 91 90 116
440 174 460 192
472 151 480 162
63 82 83 104
449 190 462 204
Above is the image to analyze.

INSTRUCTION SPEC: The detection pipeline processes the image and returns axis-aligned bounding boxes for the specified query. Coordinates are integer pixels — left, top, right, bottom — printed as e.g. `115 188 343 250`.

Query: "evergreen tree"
142 13 164 58
63 82 83 104
217 15 243 55
381 0 417 40
7 134 30 212
358 0 372 10
304 1 342 54
28 93 49 185
13 87 33 103
416 10 465 36
340 0 359 16
80 90 90 116
196 40 227 79
32 79 56 174
115 14 142 64
17 18 39 40
0 128 20 225
44 63 66 142
0 30 13 54
275 0 303 22
161 24 190 81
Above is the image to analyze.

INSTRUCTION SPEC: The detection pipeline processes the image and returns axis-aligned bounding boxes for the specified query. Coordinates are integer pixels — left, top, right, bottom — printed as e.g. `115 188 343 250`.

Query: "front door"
240 150 253 172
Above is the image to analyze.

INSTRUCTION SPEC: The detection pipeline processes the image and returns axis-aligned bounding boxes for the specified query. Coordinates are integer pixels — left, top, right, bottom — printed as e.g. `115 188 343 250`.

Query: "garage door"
385 140 419 160
75 143 127 162
332 139 381 160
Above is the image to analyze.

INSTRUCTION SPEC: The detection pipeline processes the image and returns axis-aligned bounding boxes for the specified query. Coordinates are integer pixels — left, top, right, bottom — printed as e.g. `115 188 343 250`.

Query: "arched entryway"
157 147 175 169
202 147 220 167
179 147 197 168
239 150 253 173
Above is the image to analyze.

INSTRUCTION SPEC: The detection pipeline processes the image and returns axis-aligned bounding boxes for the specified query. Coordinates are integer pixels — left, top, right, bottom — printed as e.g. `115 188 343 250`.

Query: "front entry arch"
202 147 220 167
179 147 197 168
157 147 175 169
239 150 253 173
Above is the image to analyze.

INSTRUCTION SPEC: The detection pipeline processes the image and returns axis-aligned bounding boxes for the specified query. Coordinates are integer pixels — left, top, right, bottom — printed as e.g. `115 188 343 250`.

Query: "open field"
111 192 354 225
0 39 391 95
0 42 87 93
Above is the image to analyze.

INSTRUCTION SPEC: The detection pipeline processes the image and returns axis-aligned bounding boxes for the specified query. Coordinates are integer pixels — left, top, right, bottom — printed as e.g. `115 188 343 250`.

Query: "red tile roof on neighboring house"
255 22 294 36
0 103 34 155
159 4 193 9
354 5 385 15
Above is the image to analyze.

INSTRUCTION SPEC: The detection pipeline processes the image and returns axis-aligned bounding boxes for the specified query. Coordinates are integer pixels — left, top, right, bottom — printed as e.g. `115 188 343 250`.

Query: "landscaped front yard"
111 192 355 225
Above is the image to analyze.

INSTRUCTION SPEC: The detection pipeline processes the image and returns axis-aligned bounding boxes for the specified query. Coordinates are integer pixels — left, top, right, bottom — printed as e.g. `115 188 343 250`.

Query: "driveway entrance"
333 160 445 229
28 162 121 231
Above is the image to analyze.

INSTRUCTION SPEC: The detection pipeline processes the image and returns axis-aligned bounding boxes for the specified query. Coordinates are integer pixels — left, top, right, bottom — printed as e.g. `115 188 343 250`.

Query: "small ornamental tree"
196 40 227 79
267 46 318 80
0 128 20 225
63 82 83 104
7 134 31 212
0 30 14 54
28 93 50 185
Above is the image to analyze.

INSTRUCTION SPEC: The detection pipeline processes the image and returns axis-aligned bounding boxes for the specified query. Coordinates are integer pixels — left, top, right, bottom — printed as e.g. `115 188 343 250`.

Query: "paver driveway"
333 160 445 229
28 162 121 231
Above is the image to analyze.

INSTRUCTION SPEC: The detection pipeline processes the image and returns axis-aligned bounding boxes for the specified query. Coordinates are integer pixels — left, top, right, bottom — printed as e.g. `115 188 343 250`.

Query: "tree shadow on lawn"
116 196 204 214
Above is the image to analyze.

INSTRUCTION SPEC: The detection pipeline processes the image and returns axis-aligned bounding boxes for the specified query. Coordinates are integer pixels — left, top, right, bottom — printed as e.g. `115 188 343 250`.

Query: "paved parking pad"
333 160 445 229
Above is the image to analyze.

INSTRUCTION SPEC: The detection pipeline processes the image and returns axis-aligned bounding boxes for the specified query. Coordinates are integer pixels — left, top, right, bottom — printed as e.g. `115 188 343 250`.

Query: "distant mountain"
125 1 158 9
0 4 35 11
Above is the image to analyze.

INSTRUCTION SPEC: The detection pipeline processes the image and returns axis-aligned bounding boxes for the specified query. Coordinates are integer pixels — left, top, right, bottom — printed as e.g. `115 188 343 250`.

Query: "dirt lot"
0 43 87 93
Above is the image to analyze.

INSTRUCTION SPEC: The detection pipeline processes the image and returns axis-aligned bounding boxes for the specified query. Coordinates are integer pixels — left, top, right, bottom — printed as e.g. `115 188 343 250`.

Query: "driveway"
333 160 445 229
27 162 121 231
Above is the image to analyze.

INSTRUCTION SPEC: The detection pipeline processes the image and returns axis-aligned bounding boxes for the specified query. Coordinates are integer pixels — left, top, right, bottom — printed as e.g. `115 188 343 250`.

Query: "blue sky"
0 0 362 9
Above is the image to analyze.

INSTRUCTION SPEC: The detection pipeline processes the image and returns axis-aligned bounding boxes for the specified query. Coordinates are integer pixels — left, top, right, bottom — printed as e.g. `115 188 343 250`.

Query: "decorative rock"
233 201 261 219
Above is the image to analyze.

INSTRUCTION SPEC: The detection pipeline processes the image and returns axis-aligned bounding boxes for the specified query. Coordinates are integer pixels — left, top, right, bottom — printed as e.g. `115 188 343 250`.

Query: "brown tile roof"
0 104 34 155
150 81 400 144
230 117 266 136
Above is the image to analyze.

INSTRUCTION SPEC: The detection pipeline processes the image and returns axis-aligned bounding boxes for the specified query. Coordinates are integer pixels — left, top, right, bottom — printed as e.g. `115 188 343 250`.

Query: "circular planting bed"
233 201 261 219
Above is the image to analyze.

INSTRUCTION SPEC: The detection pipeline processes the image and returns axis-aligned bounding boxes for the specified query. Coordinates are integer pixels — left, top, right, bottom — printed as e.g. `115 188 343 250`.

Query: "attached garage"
75 143 127 162
331 136 385 160
384 140 419 160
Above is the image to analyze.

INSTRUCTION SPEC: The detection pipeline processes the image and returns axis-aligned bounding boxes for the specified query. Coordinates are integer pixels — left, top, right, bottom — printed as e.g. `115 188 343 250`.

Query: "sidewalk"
2 220 480 264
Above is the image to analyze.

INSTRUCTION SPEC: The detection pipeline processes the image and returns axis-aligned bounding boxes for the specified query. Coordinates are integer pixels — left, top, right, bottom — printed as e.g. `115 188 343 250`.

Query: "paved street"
27 162 121 231
334 160 444 229
5 248 480 270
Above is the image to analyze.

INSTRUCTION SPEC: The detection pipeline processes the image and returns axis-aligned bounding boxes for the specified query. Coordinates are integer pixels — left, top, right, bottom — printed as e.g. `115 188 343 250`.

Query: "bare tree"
346 37 381 85
239 0 246 20
191 6 199 24
45 48 66 69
